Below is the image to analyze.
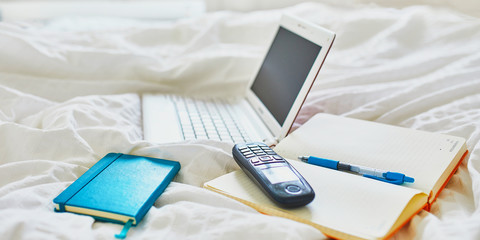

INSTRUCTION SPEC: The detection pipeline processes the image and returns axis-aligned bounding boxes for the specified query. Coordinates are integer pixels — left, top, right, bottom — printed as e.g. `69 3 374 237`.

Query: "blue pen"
298 156 414 185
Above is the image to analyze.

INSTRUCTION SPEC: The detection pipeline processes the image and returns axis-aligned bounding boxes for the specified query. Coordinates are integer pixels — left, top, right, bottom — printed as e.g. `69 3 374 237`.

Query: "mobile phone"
232 142 315 208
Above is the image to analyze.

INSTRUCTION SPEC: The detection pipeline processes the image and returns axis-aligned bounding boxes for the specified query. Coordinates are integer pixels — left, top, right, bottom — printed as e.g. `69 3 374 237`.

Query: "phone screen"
261 167 299 184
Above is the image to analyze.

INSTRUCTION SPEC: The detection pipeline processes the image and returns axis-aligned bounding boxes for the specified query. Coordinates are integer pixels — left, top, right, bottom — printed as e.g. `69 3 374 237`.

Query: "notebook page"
274 114 466 195
205 160 426 239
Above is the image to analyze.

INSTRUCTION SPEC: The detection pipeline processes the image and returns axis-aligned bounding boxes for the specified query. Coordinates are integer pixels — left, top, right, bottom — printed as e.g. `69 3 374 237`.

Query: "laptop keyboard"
169 95 252 143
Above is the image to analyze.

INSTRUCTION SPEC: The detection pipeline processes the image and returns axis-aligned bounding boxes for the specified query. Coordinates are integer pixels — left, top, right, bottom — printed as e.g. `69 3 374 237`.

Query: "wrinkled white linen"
0 1 479 240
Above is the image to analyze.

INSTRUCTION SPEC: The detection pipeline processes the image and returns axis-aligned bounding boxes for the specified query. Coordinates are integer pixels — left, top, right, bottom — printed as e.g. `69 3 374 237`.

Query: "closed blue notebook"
53 153 180 238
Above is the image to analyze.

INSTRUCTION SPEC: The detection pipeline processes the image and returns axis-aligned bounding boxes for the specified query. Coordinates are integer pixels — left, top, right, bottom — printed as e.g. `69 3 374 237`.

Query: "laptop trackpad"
142 95 183 144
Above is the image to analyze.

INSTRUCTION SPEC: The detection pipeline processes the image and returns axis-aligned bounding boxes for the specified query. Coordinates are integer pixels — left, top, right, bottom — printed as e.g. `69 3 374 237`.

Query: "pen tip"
298 156 308 162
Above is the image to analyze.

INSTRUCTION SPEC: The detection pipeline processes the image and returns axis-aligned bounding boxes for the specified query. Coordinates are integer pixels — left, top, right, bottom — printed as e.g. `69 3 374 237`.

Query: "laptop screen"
251 27 322 126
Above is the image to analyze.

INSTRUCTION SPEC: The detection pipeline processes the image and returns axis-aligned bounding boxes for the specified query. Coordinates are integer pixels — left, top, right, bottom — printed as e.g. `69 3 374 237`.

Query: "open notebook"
204 113 468 240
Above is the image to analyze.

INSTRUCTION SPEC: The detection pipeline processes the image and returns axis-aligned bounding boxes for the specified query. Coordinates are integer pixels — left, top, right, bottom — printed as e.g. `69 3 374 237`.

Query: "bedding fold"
0 1 479 239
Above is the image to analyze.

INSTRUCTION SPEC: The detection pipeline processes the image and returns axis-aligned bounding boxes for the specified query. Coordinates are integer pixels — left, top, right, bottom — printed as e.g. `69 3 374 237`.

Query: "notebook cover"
53 153 180 225
424 150 469 211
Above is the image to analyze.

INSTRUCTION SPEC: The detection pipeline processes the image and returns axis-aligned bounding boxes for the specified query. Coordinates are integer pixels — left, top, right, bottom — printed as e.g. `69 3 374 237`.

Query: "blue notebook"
53 153 180 238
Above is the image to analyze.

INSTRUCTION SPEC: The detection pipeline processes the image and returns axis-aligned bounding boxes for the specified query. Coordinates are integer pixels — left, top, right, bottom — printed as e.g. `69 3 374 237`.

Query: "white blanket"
1 1 479 239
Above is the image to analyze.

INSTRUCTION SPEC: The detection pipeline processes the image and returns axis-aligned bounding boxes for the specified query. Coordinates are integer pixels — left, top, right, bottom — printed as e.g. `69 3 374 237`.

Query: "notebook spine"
53 153 123 211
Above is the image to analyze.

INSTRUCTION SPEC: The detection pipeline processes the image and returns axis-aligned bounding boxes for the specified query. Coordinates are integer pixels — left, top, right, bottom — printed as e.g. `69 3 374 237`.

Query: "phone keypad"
238 144 285 166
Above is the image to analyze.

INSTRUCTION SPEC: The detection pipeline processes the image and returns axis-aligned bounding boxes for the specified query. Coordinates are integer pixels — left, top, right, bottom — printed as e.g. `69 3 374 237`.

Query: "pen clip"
363 172 414 185
363 174 403 185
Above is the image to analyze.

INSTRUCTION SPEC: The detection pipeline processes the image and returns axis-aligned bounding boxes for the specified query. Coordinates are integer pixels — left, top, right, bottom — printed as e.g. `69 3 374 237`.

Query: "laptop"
142 14 335 144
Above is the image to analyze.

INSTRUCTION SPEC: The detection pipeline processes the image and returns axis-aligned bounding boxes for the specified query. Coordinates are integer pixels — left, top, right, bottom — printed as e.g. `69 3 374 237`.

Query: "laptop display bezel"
245 13 335 142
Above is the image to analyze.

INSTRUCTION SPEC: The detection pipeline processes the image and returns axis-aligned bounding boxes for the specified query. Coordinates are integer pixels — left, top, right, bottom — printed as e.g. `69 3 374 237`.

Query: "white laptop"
142 14 335 144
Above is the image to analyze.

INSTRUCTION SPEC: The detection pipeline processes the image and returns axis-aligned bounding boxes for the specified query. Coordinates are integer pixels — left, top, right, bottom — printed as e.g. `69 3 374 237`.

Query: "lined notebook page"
274 114 466 195
205 160 426 239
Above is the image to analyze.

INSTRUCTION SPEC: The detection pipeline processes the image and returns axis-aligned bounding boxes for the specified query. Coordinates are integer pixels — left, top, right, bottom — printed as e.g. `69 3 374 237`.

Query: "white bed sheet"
0 1 479 239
